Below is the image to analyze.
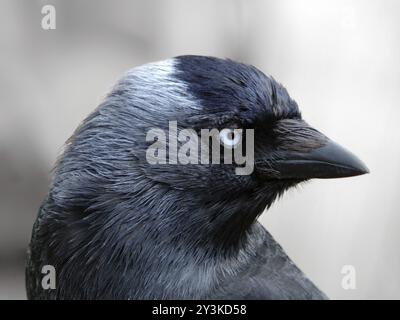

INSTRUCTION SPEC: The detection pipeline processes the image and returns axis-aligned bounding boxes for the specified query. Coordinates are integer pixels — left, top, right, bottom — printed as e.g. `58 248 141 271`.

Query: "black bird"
26 56 368 299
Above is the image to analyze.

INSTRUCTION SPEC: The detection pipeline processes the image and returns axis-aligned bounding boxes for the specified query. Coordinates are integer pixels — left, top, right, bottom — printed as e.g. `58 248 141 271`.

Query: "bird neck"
132 187 273 254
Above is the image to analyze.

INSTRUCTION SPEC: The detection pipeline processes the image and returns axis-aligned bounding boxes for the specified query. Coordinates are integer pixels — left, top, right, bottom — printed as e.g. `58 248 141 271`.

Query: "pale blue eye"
219 129 241 148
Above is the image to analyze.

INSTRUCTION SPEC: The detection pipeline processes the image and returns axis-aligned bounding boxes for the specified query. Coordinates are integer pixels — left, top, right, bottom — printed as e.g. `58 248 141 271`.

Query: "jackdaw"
26 55 368 299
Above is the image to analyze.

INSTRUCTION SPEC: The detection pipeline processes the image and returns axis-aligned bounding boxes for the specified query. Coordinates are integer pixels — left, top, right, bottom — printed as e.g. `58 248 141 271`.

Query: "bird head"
53 55 368 248
125 55 368 198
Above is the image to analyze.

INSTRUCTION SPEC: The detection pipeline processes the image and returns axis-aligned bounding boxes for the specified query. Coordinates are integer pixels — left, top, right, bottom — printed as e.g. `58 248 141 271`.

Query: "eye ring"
219 129 242 148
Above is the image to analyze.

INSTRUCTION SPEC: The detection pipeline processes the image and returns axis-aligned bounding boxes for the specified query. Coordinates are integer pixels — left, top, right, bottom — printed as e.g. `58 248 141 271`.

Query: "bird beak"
265 120 369 179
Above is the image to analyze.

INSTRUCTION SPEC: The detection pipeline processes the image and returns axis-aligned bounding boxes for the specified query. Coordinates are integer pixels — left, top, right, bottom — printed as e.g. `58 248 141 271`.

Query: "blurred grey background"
0 0 399 299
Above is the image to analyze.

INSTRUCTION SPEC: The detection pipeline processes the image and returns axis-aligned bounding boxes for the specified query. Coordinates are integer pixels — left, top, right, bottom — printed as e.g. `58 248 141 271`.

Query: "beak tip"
343 152 369 177
355 163 370 176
